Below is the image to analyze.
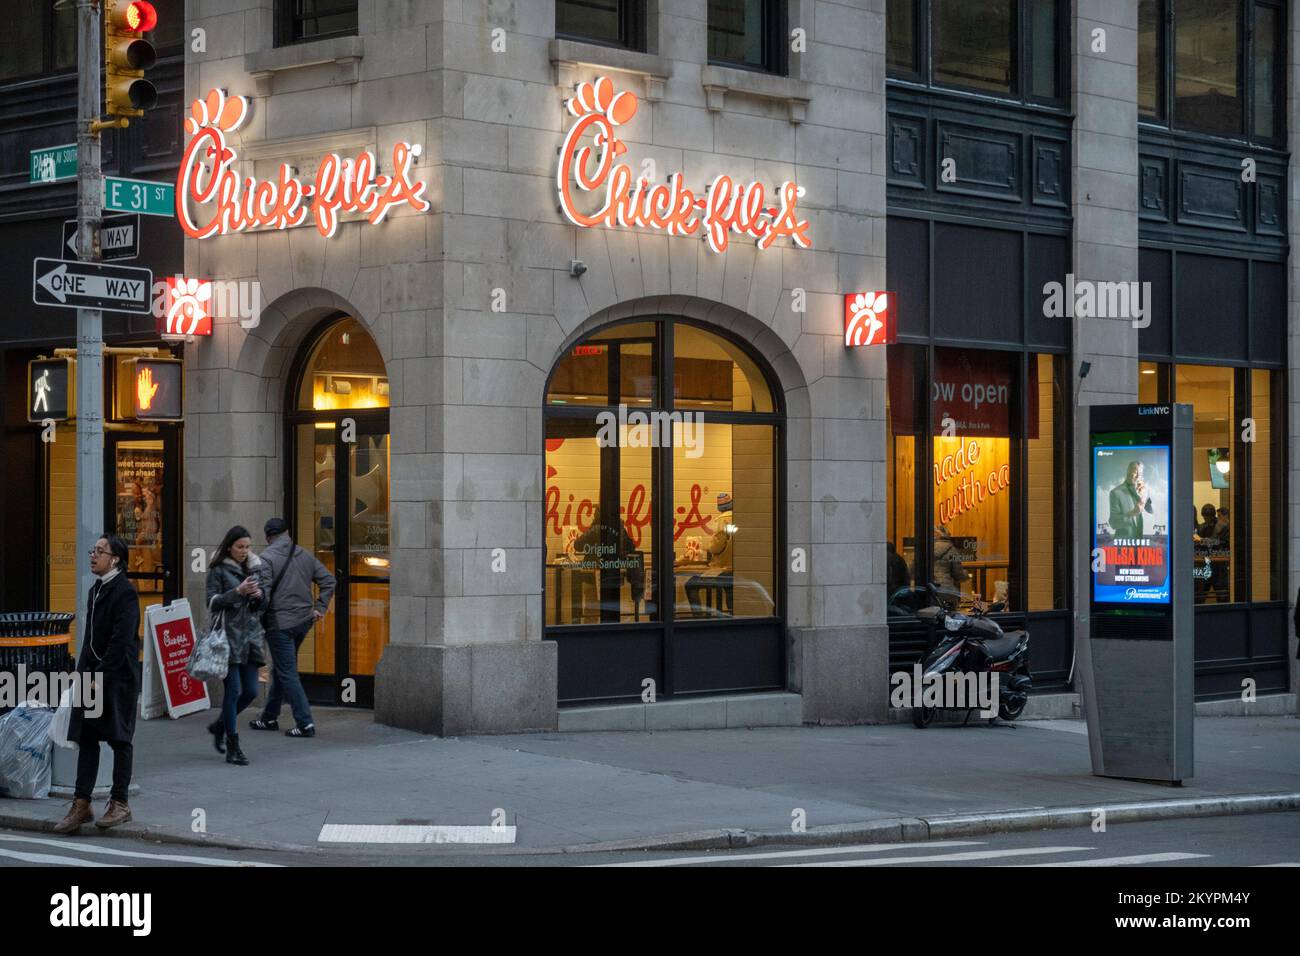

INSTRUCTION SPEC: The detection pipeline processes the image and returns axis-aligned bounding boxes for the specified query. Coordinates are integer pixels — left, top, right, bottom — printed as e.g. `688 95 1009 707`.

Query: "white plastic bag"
187 610 230 682
47 685 77 751
0 702 54 799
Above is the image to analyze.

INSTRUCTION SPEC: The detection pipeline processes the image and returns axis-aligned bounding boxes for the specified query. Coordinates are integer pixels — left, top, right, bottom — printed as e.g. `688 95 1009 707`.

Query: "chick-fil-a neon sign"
176 89 431 240
557 77 812 254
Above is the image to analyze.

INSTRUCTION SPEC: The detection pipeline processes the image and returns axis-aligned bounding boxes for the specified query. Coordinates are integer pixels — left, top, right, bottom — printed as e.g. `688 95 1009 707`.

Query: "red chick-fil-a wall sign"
557 77 812 254
177 89 431 239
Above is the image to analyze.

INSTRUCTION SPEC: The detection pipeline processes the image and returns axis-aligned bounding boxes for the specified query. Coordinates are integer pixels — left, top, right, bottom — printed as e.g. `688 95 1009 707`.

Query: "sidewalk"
2 709 1297 852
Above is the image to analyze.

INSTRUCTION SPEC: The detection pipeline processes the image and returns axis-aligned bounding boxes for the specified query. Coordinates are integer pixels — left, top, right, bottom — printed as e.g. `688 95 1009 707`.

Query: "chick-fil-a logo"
557 77 812 254
177 89 431 240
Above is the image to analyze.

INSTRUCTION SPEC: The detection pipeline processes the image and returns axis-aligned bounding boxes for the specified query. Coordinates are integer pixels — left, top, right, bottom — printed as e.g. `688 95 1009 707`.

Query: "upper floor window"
556 0 645 50
708 0 786 74
0 0 182 84
887 0 1064 104
276 0 358 46
0 0 76 82
1139 0 1285 144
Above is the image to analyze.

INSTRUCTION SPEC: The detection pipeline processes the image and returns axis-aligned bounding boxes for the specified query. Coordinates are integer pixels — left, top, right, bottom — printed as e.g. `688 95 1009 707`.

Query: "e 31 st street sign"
32 258 153 314
104 176 175 217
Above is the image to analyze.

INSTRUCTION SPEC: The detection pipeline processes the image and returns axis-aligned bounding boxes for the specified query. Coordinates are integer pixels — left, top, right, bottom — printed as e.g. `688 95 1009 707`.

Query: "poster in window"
116 446 165 575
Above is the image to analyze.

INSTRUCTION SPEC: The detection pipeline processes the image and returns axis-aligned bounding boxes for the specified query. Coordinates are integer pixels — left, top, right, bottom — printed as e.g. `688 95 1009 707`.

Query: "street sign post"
30 144 78 184
33 258 153 314
62 213 140 261
104 175 174 217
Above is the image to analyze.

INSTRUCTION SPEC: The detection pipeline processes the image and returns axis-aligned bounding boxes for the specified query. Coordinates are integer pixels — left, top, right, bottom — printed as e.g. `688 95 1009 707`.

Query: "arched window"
286 315 390 706
544 318 784 703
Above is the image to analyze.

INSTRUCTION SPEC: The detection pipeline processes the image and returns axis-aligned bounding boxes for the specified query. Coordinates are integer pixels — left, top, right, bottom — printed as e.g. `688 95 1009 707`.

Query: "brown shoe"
94 799 132 829
52 798 94 834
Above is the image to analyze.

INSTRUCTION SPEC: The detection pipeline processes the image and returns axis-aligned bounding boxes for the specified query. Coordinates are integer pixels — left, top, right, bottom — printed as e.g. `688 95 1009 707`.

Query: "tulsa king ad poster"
1093 445 1171 604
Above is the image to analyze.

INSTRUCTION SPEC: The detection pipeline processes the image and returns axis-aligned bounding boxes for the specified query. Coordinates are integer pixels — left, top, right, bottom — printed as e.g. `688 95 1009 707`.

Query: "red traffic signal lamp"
103 1 159 126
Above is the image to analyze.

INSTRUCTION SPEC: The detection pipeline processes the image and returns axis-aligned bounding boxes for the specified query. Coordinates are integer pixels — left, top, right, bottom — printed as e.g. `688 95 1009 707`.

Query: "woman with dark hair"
54 534 141 834
204 525 271 765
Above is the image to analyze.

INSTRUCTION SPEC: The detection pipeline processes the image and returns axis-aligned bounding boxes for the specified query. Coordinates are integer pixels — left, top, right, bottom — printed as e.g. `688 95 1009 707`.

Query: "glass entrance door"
107 432 179 626
294 420 390 706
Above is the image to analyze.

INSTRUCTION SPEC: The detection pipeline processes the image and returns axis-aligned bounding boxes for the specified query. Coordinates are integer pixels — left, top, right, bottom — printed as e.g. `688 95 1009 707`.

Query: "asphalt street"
2 812 1296 867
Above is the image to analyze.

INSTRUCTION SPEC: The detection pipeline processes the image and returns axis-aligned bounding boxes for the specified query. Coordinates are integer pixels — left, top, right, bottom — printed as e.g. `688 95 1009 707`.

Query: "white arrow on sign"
36 262 147 305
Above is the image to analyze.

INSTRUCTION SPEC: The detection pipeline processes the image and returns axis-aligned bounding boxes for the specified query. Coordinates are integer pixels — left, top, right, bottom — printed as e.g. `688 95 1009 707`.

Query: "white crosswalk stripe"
782 846 1092 867
0 834 282 867
591 840 984 867
1022 852 1209 866
0 848 120 867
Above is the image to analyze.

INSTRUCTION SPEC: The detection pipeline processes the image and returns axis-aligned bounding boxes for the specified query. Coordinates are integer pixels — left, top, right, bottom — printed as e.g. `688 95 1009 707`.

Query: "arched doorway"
286 315 390 707
544 318 785 704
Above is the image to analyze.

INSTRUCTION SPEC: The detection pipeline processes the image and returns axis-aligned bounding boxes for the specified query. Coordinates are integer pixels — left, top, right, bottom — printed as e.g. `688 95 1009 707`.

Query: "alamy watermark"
1042 274 1151 328
890 665 999 718
595 403 704 458
0 667 101 716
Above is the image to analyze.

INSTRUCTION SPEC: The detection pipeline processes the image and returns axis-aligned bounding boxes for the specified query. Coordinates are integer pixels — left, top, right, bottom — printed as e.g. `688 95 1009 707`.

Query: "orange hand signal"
137 367 159 410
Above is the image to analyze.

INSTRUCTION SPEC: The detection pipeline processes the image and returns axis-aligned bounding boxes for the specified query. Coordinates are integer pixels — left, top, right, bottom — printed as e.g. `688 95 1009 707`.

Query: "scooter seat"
971 630 1022 661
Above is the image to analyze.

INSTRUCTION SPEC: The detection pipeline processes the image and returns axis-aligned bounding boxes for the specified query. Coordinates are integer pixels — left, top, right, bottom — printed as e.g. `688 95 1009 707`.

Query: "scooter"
910 586 1032 728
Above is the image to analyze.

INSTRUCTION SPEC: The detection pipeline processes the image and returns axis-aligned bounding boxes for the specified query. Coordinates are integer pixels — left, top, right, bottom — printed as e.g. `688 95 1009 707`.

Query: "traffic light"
105 1 159 123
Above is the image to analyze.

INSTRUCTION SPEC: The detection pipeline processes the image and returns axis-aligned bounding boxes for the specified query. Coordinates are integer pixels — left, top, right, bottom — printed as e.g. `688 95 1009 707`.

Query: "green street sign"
104 176 175 218
30 144 77 184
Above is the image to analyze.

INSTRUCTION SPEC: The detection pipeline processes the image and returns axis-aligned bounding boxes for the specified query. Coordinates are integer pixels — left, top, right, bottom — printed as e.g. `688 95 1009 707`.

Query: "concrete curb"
558 791 1300 854
0 811 318 855
5 791 1297 858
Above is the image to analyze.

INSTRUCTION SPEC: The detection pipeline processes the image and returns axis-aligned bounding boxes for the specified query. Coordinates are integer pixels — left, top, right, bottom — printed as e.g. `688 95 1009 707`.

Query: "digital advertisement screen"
1093 443 1171 604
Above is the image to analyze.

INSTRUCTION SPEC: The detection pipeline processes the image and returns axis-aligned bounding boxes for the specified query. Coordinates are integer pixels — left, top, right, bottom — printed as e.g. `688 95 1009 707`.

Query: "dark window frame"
555 0 647 53
541 317 787 702
886 0 1068 107
275 0 360 48
1137 359 1285 609
0 0 77 83
706 0 789 76
1139 0 1287 146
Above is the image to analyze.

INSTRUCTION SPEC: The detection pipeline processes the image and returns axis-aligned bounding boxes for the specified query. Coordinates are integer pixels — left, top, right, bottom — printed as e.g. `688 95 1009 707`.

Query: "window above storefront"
0 0 181 83
1139 0 1285 145
276 0 359 47
556 0 647 51
707 0 787 75
887 0 1066 107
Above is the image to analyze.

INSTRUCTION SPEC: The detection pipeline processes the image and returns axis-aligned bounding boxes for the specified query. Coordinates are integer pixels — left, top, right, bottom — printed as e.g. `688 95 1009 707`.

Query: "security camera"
569 259 587 277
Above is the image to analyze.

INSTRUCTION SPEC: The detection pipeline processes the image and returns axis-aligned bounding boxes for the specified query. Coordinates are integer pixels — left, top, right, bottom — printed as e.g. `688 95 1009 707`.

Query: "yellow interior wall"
47 436 78 650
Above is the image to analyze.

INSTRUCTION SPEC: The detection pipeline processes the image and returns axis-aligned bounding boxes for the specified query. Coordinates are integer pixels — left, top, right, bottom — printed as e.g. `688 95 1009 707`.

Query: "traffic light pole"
75 0 104 653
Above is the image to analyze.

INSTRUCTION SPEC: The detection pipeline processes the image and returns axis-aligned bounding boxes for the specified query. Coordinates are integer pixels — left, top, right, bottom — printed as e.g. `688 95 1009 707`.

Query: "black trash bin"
0 612 76 712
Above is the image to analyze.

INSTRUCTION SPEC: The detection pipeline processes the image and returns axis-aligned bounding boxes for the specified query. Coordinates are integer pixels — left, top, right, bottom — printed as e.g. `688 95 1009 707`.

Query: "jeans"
261 621 314 728
75 724 132 803
221 661 262 735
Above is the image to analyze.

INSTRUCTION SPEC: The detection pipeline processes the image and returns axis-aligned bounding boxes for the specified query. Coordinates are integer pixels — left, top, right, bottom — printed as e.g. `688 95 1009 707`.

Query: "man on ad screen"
1094 447 1170 604
1108 460 1155 539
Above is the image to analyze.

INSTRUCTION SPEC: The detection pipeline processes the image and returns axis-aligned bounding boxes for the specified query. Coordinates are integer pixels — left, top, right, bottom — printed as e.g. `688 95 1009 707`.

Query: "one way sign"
63 213 140 261
33 258 153 314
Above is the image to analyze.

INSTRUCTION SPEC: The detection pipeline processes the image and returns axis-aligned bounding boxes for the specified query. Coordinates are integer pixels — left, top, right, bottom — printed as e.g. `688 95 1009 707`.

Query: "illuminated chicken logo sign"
557 77 811 254
844 292 893 347
177 89 430 240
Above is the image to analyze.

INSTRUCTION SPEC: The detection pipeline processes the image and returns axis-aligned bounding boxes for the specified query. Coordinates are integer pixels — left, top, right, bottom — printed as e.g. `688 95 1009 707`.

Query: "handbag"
187 608 230 682
260 546 301 625
47 685 77 751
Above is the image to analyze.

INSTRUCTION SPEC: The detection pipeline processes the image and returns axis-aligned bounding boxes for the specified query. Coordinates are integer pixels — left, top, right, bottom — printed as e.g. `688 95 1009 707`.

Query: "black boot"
207 719 226 754
225 732 249 766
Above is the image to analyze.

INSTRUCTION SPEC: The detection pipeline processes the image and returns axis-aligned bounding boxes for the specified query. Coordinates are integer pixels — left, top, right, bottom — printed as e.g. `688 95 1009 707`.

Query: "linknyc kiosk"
1075 403 1193 783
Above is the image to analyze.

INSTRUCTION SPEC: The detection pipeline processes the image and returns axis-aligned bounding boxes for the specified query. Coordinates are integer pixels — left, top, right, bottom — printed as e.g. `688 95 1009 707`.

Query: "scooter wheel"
912 705 937 728
997 697 1027 722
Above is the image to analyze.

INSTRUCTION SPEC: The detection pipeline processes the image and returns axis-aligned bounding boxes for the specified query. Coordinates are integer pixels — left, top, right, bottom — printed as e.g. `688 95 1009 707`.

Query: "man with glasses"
55 535 141 833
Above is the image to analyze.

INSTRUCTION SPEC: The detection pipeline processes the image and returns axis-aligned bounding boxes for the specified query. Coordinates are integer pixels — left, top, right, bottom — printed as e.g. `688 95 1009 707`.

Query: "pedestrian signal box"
114 356 182 422
28 358 75 422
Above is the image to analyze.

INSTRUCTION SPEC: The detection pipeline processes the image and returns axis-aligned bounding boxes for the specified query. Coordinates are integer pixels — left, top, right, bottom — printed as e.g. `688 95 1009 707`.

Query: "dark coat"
68 571 141 745
205 554 271 666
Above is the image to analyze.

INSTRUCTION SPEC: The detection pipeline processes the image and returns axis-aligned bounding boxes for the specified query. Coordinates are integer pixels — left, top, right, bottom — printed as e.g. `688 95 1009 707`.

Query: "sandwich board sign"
142 599 209 720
